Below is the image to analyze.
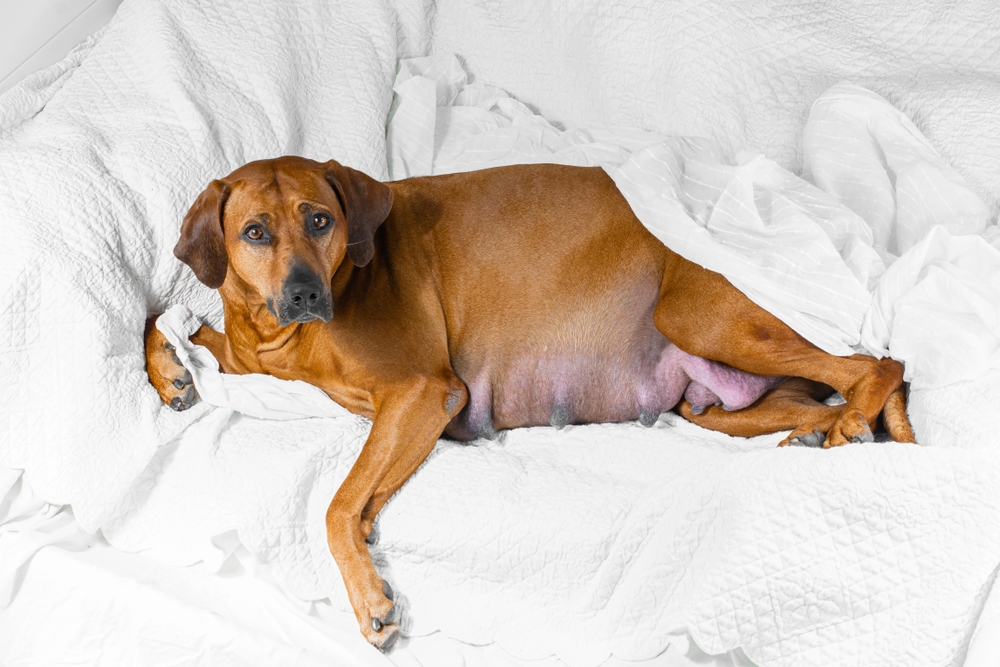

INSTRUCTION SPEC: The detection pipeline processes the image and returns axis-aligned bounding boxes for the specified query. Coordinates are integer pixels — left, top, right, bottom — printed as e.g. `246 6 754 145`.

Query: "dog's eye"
244 225 264 241
312 213 331 230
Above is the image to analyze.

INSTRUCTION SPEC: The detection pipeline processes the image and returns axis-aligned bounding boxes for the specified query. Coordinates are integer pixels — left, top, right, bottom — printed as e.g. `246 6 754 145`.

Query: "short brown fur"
146 157 915 650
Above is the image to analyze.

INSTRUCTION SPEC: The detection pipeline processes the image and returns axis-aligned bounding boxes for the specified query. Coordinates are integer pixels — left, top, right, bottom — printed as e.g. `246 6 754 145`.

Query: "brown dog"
145 156 914 650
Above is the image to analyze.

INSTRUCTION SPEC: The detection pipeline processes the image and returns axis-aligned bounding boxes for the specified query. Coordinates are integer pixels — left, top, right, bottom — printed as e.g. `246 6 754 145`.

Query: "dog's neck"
216 266 376 415
216 257 375 378
217 277 307 374
330 254 357 302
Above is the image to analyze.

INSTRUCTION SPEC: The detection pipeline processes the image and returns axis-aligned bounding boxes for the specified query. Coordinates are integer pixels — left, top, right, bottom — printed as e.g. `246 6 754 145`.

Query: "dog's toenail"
383 580 394 602
366 526 379 545
379 630 398 652
164 343 175 351
372 617 382 632
794 430 825 447
173 378 185 389
690 405 704 415
170 397 181 410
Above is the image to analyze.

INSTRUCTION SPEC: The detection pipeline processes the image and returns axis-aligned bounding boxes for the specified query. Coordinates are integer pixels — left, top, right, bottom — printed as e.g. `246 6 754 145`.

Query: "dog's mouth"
267 295 334 327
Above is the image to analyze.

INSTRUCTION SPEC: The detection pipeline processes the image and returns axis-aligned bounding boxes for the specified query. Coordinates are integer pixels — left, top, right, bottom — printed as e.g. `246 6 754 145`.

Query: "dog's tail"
882 384 916 443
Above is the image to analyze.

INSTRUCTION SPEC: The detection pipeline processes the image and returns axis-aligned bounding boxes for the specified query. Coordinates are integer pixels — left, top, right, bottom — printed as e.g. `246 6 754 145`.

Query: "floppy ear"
324 161 393 267
174 179 231 289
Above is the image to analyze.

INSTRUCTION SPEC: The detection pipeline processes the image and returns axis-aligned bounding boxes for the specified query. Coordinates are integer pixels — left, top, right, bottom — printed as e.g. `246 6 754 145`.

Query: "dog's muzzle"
272 265 334 326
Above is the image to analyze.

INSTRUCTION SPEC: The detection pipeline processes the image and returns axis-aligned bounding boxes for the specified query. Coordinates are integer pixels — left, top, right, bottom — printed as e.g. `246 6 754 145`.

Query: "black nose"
275 265 333 325
282 266 324 310
285 279 321 307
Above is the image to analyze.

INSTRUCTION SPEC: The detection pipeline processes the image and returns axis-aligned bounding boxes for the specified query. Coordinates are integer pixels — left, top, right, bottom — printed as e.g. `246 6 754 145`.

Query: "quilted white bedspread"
4 1 1000 667
428 0 1000 222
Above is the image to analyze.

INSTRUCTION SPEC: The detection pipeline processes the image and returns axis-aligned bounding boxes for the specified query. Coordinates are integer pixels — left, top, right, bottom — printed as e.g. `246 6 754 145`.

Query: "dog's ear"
323 161 393 267
174 179 231 288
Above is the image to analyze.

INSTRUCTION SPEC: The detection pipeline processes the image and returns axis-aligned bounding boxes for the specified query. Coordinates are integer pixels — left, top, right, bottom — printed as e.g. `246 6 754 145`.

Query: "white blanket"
4 2 1000 667
148 54 1000 667
0 0 408 527
427 0 1000 221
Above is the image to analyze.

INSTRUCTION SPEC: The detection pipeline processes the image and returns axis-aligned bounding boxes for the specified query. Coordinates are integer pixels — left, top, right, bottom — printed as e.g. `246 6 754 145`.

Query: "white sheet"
0 472 390 667
427 0 1000 221
391 58 1000 389
0 474 748 667
132 55 1000 667
0 0 405 530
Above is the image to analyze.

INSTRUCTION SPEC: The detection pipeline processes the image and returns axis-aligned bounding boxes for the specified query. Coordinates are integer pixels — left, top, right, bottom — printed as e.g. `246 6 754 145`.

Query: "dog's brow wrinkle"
269 164 283 199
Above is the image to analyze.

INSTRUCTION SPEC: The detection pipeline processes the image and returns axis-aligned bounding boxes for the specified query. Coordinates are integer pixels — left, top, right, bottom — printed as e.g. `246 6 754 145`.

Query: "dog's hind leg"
678 378 845 446
882 385 915 443
654 253 914 447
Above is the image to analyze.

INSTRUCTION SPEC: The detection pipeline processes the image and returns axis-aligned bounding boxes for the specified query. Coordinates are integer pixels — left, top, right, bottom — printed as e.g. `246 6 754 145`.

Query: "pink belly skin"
675 349 785 413
444 340 783 441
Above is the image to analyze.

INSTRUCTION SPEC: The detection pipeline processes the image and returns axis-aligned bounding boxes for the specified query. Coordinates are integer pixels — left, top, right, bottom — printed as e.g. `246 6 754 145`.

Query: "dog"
145 156 915 651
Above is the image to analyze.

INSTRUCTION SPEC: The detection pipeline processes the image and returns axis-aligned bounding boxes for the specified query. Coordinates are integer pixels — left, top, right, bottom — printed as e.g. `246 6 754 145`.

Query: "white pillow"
0 0 399 529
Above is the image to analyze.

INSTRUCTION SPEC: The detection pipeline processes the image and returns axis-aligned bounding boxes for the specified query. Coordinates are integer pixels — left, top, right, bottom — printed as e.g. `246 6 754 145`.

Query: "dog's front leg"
326 375 466 651
144 315 229 410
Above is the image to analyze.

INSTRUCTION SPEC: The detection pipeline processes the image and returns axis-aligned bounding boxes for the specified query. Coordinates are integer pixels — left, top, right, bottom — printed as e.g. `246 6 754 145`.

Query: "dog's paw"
824 409 872 447
357 578 399 652
779 426 825 448
145 317 199 411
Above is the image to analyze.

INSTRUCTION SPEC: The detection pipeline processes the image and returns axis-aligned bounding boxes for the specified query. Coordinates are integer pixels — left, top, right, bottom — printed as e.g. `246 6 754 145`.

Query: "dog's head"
174 156 393 326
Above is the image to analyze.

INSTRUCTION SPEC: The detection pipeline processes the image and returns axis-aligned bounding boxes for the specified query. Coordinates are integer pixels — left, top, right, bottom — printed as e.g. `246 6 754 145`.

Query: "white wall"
0 0 124 95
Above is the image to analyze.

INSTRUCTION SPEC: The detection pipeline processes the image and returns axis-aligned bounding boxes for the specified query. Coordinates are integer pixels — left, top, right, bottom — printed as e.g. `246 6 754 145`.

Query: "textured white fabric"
427 0 1000 221
862 227 1000 389
391 58 873 355
156 305 351 421
0 467 749 667
605 142 875 356
803 85 990 258
392 60 1000 389
0 0 404 529
388 54 646 178
99 57 1000 667
0 471 389 667
607 83 1000 387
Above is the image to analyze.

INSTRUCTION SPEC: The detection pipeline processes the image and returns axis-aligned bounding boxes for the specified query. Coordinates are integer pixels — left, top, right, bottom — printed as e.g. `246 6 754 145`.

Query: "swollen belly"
444 342 784 441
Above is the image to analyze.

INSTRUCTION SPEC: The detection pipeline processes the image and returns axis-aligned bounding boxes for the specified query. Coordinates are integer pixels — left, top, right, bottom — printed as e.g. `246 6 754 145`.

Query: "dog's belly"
443 331 783 441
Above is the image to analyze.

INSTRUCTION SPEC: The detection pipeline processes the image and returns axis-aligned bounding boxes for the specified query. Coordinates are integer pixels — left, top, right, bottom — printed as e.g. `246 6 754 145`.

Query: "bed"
2 1 1000 666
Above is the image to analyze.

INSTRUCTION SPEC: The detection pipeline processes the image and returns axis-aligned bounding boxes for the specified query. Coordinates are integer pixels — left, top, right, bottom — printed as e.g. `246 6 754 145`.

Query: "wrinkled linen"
0 477 751 667
136 55 1000 667
0 0 407 529
4 2 1000 667
391 58 1000 388
0 473 390 667
427 0 1000 220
